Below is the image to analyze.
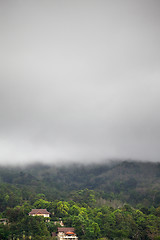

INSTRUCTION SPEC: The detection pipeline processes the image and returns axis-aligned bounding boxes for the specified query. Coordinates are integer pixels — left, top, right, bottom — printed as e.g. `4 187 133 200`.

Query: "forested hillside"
0 161 160 239
0 161 160 208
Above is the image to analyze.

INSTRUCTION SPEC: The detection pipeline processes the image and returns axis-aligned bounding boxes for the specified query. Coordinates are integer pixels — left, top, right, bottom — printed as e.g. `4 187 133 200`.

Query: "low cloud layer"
0 0 160 164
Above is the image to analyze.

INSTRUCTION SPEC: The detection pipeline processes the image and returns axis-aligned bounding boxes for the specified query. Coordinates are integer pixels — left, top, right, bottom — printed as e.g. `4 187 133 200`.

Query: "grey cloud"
0 0 160 164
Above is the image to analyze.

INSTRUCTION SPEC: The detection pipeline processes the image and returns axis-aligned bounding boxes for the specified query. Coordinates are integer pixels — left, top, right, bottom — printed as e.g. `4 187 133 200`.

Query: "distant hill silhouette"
0 160 160 207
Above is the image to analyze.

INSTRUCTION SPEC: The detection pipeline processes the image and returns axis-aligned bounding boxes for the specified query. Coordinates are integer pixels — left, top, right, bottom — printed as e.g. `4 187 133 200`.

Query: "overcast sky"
0 0 160 164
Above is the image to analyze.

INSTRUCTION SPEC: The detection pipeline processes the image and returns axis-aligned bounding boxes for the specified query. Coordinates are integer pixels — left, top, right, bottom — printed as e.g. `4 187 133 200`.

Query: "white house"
29 209 50 218
57 227 78 240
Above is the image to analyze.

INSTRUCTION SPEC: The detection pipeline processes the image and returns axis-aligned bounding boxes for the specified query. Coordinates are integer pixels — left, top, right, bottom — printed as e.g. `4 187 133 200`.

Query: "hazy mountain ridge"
0 160 160 207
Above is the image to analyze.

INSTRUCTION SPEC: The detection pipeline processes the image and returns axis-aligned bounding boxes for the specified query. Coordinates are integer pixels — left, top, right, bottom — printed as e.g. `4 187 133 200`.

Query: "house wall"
31 214 50 217
57 233 78 240
58 237 78 240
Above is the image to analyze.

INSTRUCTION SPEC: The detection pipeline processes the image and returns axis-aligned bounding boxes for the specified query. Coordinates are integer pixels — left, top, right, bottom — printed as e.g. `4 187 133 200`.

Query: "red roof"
29 209 50 215
66 232 75 235
58 227 75 234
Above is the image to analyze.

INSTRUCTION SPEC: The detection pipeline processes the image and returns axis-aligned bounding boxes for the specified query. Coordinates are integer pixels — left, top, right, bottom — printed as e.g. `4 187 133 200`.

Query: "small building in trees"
29 209 50 218
57 227 78 240
0 218 8 225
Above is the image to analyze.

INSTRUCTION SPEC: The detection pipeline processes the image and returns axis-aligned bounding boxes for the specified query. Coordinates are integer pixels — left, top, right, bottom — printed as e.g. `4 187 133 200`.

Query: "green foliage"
33 199 51 209
56 201 70 217
1 161 160 208
71 189 96 207
0 225 10 239
1 197 160 239
0 162 160 239
5 206 26 222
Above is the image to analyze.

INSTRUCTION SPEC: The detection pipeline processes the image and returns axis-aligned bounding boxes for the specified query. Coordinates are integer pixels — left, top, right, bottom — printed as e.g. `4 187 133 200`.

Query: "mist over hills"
0 160 160 208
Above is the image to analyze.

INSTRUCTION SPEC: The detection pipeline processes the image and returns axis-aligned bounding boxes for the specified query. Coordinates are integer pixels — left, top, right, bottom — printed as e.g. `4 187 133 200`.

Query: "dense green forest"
0 160 160 239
